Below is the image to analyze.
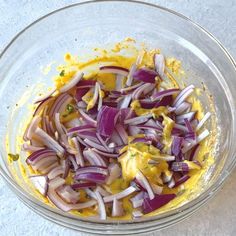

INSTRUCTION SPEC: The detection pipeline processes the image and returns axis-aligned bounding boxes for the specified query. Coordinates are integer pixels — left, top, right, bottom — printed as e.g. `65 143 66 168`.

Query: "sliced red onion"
118 94 132 109
43 162 60 174
48 166 64 180
26 149 57 165
47 188 96 212
154 53 165 78
173 85 195 107
54 113 66 136
182 129 209 153
131 137 152 145
115 124 128 144
71 137 84 166
75 166 108 176
136 171 155 200
84 138 111 153
126 64 137 86
112 198 124 217
96 186 111 197
57 185 80 204
61 159 70 178
175 102 191 115
171 162 189 172
68 155 79 171
75 173 107 184
133 68 157 84
22 143 44 152
76 79 96 88
29 175 48 196
83 148 107 167
176 112 196 124
171 136 183 157
71 182 96 190
142 194 176 214
35 127 64 156
67 124 96 135
174 123 188 132
132 83 154 100
25 116 42 140
49 93 73 118
91 148 119 158
132 210 143 218
196 112 211 131
96 133 111 152
122 82 144 94
128 126 141 136
136 124 162 133
78 109 97 127
106 163 121 185
94 190 106 220
151 88 179 101
103 186 137 203
124 114 152 125
33 97 53 117
97 83 103 111
59 71 83 93
34 89 56 104
49 177 66 190
97 106 119 137
189 144 200 161
115 74 125 91
100 66 129 76
75 87 90 102
130 191 145 208
174 175 190 188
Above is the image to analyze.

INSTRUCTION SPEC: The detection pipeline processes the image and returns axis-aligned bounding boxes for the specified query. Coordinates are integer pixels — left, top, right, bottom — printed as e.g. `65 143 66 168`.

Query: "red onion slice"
132 210 143 218
151 88 179 101
83 148 107 167
142 194 176 214
75 173 107 184
57 185 80 204
173 85 195 107
71 182 96 190
124 114 152 125
175 102 191 115
133 68 158 84
130 191 145 208
59 71 83 93
136 171 155 200
47 188 96 212
35 127 64 156
103 186 137 203
29 175 48 196
48 166 65 180
25 116 42 140
154 53 165 78
95 190 107 220
34 89 56 104
71 137 84 166
75 166 108 176
196 112 211 131
100 66 129 76
78 109 97 127
112 198 124 217
106 163 121 185
49 177 66 190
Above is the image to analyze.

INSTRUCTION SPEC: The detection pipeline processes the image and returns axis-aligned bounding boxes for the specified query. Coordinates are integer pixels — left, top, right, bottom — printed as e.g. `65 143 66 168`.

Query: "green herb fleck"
60 70 65 77
66 104 74 114
8 153 19 161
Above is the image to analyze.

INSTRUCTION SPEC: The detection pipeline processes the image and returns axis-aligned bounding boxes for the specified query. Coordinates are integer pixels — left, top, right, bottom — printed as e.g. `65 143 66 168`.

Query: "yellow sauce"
7 39 216 220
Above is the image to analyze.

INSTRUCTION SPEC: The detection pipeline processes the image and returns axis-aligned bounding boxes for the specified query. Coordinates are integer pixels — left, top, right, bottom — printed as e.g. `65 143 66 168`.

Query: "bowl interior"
0 1 236 234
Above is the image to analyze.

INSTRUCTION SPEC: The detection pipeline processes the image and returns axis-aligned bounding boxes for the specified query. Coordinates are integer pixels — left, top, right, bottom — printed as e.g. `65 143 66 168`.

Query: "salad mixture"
17 41 214 220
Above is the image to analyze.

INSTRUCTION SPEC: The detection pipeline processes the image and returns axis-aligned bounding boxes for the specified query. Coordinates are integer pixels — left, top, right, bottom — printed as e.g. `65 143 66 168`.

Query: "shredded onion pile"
23 53 211 219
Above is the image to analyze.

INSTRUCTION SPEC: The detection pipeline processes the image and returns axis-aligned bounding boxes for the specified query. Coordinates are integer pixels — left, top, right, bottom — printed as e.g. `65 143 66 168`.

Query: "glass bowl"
0 1 236 234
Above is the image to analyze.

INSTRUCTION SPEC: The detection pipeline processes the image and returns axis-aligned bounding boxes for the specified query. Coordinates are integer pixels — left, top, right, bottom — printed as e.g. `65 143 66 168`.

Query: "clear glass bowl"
0 1 236 234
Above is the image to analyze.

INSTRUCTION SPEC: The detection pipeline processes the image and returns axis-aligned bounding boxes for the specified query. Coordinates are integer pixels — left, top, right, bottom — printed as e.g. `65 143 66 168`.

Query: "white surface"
0 1 236 235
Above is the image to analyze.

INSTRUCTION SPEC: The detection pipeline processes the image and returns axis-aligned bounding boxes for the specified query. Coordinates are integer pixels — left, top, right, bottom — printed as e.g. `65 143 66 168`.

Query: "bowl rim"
1 0 236 227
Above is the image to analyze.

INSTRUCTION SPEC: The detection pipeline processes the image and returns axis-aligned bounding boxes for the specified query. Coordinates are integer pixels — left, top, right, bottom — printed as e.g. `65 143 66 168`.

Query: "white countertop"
0 1 236 235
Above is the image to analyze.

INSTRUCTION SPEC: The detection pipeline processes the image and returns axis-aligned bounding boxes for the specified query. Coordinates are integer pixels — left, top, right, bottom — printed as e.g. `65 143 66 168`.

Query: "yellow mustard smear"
8 39 216 220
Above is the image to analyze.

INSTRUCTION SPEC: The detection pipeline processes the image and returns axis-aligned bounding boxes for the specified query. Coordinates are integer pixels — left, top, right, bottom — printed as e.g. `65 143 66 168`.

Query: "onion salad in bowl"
15 40 215 220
